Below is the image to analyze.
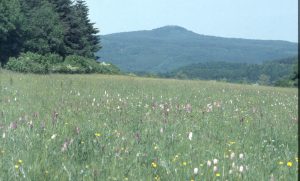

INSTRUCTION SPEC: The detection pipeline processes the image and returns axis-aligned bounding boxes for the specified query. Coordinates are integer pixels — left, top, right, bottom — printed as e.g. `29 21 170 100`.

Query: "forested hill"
97 26 298 73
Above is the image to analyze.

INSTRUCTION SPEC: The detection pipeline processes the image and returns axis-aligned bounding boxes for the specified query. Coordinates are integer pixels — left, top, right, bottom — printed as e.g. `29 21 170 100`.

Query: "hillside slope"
97 26 298 73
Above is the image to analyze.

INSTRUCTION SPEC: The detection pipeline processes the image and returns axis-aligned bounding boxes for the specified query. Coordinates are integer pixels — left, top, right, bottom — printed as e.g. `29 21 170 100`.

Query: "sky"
85 0 298 42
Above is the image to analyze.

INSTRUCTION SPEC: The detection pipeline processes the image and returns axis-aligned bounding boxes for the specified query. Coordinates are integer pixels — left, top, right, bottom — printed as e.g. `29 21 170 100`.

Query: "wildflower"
18 160 23 164
188 132 193 141
239 165 244 173
232 162 235 168
173 154 179 162
287 162 293 167
239 153 244 159
207 160 212 167
154 175 160 181
213 166 218 172
229 170 233 174
151 162 157 168
182 162 187 166
193 167 199 174
230 152 235 159
154 146 159 150
51 134 57 139
215 173 221 177
213 159 218 164
160 128 164 133
229 141 236 145
295 157 298 162
15 165 19 169
278 161 284 165
95 133 101 137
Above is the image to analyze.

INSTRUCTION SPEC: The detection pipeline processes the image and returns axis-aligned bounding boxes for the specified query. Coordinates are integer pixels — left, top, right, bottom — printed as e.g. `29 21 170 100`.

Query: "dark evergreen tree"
47 0 73 56
73 0 100 59
21 0 65 55
0 0 23 65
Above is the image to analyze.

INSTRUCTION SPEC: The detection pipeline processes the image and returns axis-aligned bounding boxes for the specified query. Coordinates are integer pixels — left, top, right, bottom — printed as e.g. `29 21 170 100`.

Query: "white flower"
239 153 244 159
188 132 193 141
232 162 235 168
213 159 218 164
229 169 233 174
51 134 57 139
239 165 244 173
207 160 212 167
193 167 199 174
230 152 235 159
160 128 164 133
213 166 218 172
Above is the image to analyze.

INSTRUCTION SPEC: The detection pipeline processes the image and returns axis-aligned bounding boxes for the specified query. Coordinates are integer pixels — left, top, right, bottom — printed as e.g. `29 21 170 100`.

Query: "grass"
0 70 298 180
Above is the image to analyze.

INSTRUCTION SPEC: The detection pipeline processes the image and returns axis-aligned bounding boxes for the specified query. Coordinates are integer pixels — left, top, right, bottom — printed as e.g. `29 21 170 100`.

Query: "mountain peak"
152 25 189 32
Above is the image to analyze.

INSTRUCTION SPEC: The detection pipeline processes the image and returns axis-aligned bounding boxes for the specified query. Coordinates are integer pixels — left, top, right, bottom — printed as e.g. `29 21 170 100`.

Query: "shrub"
5 53 120 74
5 52 50 73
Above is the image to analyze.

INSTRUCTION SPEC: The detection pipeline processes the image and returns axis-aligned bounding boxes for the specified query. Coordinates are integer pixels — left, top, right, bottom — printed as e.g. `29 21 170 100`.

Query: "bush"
5 52 51 74
5 52 120 74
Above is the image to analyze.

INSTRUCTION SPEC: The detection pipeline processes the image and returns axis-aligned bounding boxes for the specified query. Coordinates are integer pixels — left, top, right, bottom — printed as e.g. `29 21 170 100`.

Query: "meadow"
0 70 298 180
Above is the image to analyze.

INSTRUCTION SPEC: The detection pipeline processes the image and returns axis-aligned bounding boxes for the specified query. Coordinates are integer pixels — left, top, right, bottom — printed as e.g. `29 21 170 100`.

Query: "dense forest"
0 0 119 74
160 56 298 87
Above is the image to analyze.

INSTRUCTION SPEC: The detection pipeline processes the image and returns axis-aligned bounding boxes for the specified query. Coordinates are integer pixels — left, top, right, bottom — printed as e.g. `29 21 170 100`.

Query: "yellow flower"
15 165 19 169
182 162 187 166
216 173 221 177
295 157 298 162
278 161 284 165
124 177 128 181
18 160 23 164
154 175 160 181
154 146 159 150
173 154 179 162
95 133 101 137
152 162 157 168
287 162 293 167
229 141 236 145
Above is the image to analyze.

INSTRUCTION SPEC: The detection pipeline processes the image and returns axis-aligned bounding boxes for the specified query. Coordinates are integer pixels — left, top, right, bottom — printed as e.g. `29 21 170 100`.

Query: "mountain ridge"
97 25 298 73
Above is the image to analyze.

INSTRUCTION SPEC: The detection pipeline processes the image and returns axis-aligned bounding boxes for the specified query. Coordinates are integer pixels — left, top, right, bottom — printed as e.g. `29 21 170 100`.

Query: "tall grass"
0 71 298 180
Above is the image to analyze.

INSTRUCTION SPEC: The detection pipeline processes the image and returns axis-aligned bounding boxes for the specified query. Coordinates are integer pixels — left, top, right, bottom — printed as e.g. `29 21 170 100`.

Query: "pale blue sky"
85 0 298 42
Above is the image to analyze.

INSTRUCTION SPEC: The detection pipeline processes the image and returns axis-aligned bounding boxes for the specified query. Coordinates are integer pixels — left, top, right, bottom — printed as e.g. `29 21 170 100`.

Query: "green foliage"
5 52 120 74
1 0 101 69
5 52 53 73
21 0 65 55
0 0 23 65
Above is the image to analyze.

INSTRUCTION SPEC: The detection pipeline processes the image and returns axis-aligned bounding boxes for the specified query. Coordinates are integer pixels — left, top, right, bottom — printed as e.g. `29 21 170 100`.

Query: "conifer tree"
73 0 100 59
0 0 23 65
21 0 65 55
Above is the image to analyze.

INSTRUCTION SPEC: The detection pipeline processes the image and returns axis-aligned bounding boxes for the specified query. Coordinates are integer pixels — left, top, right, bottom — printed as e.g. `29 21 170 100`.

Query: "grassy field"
0 70 298 180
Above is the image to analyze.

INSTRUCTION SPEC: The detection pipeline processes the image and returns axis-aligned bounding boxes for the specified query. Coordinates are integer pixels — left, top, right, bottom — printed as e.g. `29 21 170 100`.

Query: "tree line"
160 56 298 87
0 0 100 66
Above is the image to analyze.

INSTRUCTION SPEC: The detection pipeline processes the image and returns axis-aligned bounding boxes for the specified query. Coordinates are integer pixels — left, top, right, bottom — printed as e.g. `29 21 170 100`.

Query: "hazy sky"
85 0 298 42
